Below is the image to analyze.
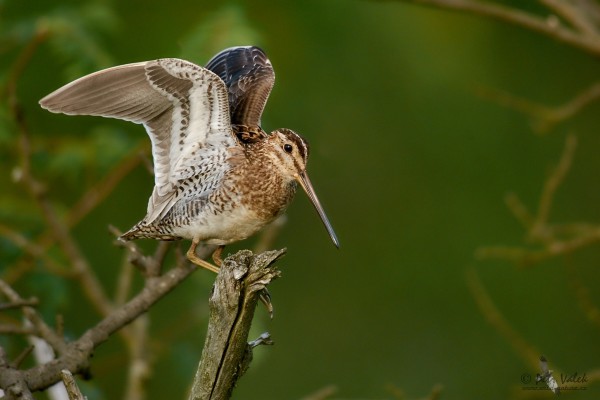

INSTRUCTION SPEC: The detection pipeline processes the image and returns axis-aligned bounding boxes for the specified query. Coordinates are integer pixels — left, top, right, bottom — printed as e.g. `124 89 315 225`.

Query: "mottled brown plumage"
40 46 338 273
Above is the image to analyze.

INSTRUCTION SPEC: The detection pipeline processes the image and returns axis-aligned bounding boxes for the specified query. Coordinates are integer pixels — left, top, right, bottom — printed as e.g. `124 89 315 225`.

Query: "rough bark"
189 249 285 400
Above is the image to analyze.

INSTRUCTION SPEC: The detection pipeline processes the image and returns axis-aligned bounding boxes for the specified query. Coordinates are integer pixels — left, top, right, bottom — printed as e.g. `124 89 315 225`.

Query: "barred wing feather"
40 58 238 223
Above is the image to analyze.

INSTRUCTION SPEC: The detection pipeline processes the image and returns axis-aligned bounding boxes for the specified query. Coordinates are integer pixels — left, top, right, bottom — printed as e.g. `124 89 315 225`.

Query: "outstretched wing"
40 58 238 223
205 46 274 128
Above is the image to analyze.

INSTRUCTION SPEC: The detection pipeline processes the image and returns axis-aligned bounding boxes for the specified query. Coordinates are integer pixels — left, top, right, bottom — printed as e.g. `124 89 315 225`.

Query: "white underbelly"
171 205 268 245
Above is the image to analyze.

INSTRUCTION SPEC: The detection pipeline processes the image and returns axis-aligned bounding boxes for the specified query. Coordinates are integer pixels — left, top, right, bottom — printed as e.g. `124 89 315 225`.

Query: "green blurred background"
1 0 600 399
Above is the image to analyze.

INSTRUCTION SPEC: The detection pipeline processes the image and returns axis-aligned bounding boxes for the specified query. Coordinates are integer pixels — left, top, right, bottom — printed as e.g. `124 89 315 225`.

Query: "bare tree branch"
0 258 196 393
465 268 541 370
28 332 69 400
572 0 600 25
0 325 36 335
12 347 34 369
474 134 600 266
109 226 163 277
67 148 144 228
389 0 600 56
9 80 113 318
0 224 73 278
469 266 600 393
0 298 38 311
0 279 66 353
476 83 600 134
0 346 34 400
539 0 600 36
189 249 285 400
123 316 151 400
60 370 84 400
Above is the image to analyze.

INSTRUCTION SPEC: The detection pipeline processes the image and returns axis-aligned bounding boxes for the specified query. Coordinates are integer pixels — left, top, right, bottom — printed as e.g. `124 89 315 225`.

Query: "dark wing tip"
205 46 275 127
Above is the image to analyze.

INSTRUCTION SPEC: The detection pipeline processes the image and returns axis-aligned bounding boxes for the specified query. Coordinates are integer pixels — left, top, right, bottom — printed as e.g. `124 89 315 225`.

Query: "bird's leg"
186 239 219 273
189 241 273 316
212 245 225 267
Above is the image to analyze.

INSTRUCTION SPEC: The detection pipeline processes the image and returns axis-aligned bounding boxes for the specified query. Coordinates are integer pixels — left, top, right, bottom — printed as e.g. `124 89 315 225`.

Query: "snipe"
40 46 339 272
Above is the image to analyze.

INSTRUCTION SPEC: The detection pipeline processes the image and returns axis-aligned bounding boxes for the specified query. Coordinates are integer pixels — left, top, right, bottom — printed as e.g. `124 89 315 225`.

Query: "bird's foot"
188 242 274 317
212 245 225 267
186 242 219 273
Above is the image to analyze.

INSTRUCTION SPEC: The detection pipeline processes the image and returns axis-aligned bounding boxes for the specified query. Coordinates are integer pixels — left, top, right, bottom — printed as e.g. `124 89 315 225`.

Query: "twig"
5 25 113 319
150 241 171 276
2 24 49 114
300 385 338 400
388 0 600 56
465 273 591 396
475 134 592 267
0 346 34 400
114 238 206 400
465 267 540 370
189 249 285 400
539 0 599 37
60 370 85 400
0 324 36 335
504 192 534 229
12 98 113 318
4 145 148 285
114 257 135 307
0 258 197 392
109 226 160 277
28 330 69 400
565 257 600 330
67 149 143 228
0 224 72 278
0 279 66 354
12 347 34 369
111 237 175 400
122 316 150 400
572 0 600 25
476 226 600 266
37 195 113 317
0 298 38 311
476 82 600 134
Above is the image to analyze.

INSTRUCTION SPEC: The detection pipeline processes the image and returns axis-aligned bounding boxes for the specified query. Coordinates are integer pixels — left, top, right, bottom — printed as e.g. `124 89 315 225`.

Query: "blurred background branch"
0 238 202 396
474 133 600 266
0 13 201 399
386 1 600 397
475 82 600 134
389 0 600 55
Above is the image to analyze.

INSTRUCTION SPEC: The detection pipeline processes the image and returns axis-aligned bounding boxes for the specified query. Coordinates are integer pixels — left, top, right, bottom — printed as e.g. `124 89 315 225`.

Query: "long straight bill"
296 171 340 248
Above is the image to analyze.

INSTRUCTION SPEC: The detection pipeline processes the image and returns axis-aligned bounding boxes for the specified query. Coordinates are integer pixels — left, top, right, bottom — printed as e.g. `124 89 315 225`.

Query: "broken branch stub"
189 248 285 400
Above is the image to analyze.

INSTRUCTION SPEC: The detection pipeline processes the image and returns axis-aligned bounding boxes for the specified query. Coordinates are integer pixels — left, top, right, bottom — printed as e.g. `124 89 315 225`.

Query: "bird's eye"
283 144 293 153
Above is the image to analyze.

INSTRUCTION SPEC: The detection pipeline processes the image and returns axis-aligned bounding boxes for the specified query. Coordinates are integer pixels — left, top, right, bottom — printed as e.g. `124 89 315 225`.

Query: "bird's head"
266 128 339 248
